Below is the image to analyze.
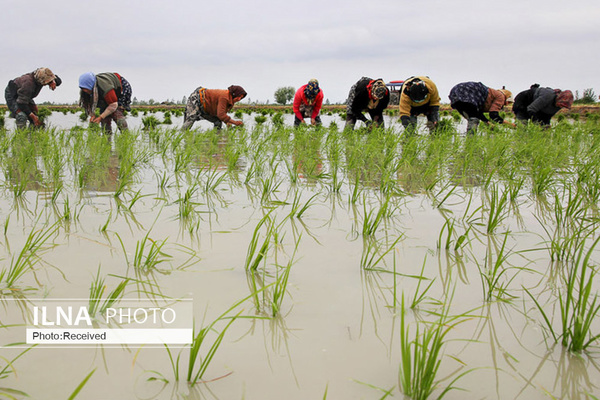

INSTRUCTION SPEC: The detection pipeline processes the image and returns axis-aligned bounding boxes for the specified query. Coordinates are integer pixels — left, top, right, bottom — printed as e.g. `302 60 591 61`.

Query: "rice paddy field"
1 108 600 399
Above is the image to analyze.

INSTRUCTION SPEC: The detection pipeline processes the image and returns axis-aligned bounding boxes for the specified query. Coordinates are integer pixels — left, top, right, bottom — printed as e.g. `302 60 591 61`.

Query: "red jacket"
293 84 324 120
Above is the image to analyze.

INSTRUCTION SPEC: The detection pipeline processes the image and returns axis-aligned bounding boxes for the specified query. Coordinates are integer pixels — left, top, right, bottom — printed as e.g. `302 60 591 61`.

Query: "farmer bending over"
344 77 390 130
182 85 247 130
293 79 324 126
79 72 132 134
512 84 574 127
4 68 61 130
449 81 515 134
399 76 441 134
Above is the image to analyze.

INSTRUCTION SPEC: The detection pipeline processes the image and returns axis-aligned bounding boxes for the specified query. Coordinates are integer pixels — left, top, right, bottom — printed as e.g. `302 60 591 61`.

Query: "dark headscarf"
228 85 247 100
407 80 429 103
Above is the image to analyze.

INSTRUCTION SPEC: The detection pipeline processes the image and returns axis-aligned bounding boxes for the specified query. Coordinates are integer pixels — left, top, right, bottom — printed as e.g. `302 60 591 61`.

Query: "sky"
2 0 599 105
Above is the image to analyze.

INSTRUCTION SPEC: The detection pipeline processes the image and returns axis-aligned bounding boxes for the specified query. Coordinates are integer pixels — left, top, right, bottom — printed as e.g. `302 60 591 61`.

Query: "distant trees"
574 88 597 105
274 87 295 105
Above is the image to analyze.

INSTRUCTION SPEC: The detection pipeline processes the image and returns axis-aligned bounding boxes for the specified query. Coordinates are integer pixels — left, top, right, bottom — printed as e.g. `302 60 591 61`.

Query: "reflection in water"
359 269 390 337
516 346 600 400
82 152 119 193
134 374 222 400
292 129 324 182
436 249 469 292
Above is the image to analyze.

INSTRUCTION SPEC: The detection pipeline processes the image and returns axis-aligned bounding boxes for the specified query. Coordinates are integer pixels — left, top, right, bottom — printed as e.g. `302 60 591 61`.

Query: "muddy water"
0 113 598 399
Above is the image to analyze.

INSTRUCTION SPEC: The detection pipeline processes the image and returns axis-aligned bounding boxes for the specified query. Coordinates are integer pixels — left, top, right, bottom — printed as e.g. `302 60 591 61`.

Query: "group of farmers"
4 68 576 135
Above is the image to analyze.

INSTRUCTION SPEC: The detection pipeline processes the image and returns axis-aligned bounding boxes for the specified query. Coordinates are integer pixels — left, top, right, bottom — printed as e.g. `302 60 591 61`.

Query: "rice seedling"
484 184 510 234
436 216 471 252
67 368 96 400
142 115 161 130
173 149 193 175
62 197 72 223
254 115 268 125
506 173 525 204
162 111 173 125
0 345 35 398
50 180 63 204
88 266 128 317
287 191 318 219
203 167 227 193
271 112 284 128
398 294 472 400
245 212 276 271
361 197 389 237
259 165 283 205
360 235 402 270
477 233 522 302
99 211 112 233
270 236 300 317
429 181 459 210
160 290 268 386
117 230 172 273
113 161 135 198
125 188 152 210
0 221 59 291
36 107 52 124
526 236 600 352
243 157 262 186
531 164 555 197
537 188 593 262
349 174 363 204
175 184 202 222
156 170 171 197
3 216 10 236
283 157 300 185
353 380 394 399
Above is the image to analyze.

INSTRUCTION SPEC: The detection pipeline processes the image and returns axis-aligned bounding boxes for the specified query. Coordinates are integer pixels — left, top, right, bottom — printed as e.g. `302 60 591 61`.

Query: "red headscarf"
555 89 574 109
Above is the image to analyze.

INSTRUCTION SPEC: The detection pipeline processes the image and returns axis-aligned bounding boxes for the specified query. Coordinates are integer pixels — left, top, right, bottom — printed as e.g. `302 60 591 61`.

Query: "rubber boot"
15 112 28 130
101 119 113 135
466 117 479 135
426 121 436 134
116 116 128 132
181 118 195 130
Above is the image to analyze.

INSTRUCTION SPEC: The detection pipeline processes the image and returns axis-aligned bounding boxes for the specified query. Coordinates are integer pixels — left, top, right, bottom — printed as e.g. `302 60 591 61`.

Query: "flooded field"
1 110 600 399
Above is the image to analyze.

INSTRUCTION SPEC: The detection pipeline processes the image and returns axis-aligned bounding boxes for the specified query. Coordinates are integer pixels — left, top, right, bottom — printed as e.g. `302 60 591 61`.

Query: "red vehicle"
386 80 404 105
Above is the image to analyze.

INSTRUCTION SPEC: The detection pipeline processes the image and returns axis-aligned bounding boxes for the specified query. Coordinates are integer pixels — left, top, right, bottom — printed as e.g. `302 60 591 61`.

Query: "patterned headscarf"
34 68 56 85
304 79 320 100
369 79 387 100
555 89 574 109
228 85 247 100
